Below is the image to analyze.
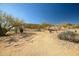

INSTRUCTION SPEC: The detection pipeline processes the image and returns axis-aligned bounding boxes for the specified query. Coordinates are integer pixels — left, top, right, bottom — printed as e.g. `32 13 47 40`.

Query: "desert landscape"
1 3 79 56
0 28 79 56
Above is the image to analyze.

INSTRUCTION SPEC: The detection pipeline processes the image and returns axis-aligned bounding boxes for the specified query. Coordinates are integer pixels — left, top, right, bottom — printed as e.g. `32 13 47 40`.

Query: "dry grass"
58 31 79 43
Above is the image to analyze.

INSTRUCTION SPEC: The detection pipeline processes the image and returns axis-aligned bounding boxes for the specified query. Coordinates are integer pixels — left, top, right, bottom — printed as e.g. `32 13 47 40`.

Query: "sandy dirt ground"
0 30 79 56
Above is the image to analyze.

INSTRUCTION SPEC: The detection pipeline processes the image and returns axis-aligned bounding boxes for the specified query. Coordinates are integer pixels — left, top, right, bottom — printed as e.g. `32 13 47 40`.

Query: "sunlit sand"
0 29 79 56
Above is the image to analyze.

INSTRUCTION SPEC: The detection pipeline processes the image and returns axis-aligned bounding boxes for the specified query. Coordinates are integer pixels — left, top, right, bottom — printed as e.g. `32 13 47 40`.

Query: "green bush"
58 31 79 43
0 27 8 36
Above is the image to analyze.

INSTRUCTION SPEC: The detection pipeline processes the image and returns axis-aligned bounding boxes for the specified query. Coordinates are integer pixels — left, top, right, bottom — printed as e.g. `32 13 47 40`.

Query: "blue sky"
0 3 79 24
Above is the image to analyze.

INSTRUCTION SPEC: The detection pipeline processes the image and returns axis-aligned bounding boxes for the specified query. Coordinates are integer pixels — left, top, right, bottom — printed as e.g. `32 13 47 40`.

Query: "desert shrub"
58 31 79 43
0 25 8 36
0 10 25 35
2 27 8 34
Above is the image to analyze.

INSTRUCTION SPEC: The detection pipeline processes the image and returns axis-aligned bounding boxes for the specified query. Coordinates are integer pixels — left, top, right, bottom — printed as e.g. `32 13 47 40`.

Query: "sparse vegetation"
58 31 79 43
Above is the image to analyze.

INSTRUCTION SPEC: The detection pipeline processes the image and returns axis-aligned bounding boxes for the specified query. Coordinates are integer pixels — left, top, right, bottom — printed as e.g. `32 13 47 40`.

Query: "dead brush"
58 31 79 43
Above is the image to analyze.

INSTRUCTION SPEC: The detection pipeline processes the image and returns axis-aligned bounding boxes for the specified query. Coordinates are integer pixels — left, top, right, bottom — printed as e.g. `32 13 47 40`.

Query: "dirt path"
0 31 79 56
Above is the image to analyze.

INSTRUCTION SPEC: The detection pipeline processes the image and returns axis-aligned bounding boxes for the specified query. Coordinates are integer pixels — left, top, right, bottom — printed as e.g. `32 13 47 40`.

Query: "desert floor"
0 29 79 56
